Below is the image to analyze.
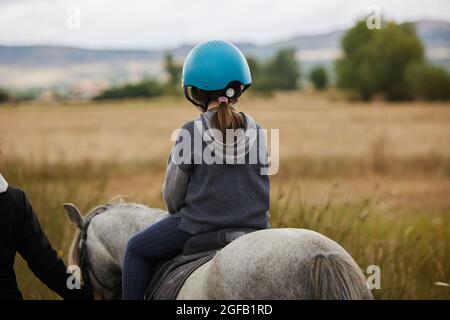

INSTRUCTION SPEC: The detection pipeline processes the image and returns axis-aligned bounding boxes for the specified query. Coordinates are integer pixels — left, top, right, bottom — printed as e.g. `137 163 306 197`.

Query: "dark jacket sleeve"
15 190 92 300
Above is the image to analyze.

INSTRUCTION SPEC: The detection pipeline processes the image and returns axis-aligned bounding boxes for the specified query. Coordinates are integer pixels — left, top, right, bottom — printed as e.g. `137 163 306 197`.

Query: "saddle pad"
147 252 216 300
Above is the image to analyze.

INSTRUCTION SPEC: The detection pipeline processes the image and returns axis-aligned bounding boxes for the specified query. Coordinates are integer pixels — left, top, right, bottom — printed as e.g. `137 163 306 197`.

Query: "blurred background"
0 0 449 299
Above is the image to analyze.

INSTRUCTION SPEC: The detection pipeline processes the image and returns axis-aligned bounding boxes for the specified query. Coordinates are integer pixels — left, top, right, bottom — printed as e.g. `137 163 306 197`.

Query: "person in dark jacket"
0 174 92 300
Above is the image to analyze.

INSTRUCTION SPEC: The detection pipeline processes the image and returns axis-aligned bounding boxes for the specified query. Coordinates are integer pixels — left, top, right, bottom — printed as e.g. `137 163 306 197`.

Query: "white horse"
63 202 373 300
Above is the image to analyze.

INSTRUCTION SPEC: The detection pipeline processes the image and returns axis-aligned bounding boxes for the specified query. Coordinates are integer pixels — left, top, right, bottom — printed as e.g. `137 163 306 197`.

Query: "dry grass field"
0 91 449 299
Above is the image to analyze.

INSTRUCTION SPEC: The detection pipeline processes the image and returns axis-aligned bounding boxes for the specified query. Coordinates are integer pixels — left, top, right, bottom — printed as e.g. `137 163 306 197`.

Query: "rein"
78 204 120 300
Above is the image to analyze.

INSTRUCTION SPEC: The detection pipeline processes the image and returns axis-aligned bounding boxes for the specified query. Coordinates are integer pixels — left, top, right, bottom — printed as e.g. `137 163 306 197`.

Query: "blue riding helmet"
182 40 252 91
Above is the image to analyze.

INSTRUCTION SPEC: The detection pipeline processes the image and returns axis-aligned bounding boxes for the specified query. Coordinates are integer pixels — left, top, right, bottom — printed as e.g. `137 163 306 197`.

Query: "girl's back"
172 109 270 234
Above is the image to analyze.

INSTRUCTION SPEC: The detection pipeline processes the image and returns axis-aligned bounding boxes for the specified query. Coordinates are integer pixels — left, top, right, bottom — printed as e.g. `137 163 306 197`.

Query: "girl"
122 40 270 300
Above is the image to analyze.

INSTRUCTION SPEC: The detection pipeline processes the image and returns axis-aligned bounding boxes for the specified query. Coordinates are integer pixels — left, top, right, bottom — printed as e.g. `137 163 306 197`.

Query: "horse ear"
62 203 84 229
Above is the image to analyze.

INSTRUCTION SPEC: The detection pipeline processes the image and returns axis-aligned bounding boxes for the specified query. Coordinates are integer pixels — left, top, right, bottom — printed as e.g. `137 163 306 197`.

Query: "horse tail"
306 253 374 300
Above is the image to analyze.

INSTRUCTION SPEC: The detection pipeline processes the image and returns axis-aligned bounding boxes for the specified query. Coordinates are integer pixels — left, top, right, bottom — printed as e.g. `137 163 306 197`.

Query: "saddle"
144 228 257 300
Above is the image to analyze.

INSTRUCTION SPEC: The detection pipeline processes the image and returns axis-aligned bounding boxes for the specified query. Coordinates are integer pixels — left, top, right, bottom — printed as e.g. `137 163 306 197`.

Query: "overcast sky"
0 0 449 49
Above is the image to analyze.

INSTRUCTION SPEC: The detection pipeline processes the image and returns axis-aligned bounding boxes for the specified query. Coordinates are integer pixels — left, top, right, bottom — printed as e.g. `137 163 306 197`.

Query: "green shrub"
94 79 164 100
0 87 10 103
405 63 450 101
310 66 329 90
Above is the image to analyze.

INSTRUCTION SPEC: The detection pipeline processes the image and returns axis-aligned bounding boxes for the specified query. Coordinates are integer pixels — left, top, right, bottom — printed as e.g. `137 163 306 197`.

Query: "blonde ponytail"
211 98 245 138
190 85 246 139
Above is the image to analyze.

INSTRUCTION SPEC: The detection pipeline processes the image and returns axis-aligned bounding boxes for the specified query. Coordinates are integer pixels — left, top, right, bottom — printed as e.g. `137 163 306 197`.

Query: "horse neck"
88 204 167 265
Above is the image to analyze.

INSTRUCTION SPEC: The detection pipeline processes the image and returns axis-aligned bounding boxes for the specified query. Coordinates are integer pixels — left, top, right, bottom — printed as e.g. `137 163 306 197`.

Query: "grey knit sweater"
162 110 270 235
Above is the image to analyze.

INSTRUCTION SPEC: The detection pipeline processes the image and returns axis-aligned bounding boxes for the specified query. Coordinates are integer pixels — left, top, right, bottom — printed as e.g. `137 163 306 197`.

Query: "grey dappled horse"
63 202 373 300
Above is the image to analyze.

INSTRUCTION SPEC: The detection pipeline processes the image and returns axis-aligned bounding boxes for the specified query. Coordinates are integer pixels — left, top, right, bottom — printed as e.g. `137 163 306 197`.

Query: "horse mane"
68 229 81 266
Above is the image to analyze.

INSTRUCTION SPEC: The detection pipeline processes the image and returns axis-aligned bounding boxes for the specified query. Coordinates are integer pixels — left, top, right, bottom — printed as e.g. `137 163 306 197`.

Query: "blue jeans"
122 215 191 300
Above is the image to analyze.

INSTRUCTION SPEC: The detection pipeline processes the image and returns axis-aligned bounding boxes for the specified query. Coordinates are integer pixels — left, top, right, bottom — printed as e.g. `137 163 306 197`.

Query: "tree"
405 63 450 101
0 87 9 103
336 20 424 100
247 50 300 92
310 66 329 90
246 56 260 78
264 49 300 90
164 54 182 95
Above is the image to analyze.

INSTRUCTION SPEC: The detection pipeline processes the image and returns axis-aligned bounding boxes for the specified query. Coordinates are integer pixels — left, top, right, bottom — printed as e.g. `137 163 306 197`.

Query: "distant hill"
0 20 449 94
0 46 160 67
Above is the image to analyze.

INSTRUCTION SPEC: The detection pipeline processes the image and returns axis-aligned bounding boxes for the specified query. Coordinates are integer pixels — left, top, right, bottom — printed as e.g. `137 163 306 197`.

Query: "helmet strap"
184 83 251 113
184 86 207 112
242 84 250 94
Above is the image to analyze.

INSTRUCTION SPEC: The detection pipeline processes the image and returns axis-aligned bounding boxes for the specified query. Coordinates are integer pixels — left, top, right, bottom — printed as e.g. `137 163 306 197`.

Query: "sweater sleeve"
162 151 191 214
162 121 194 214
16 190 93 300
256 123 271 175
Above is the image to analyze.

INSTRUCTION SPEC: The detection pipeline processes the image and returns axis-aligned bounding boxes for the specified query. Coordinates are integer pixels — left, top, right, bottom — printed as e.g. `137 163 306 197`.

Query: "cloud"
0 0 449 49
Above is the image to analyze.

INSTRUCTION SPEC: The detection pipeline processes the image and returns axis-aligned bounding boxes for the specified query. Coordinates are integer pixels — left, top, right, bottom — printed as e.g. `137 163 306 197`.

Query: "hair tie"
217 96 228 105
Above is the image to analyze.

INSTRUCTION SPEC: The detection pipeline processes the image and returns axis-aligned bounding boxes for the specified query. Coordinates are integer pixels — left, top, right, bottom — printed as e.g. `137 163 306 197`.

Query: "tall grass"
271 183 450 299
4 158 449 300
